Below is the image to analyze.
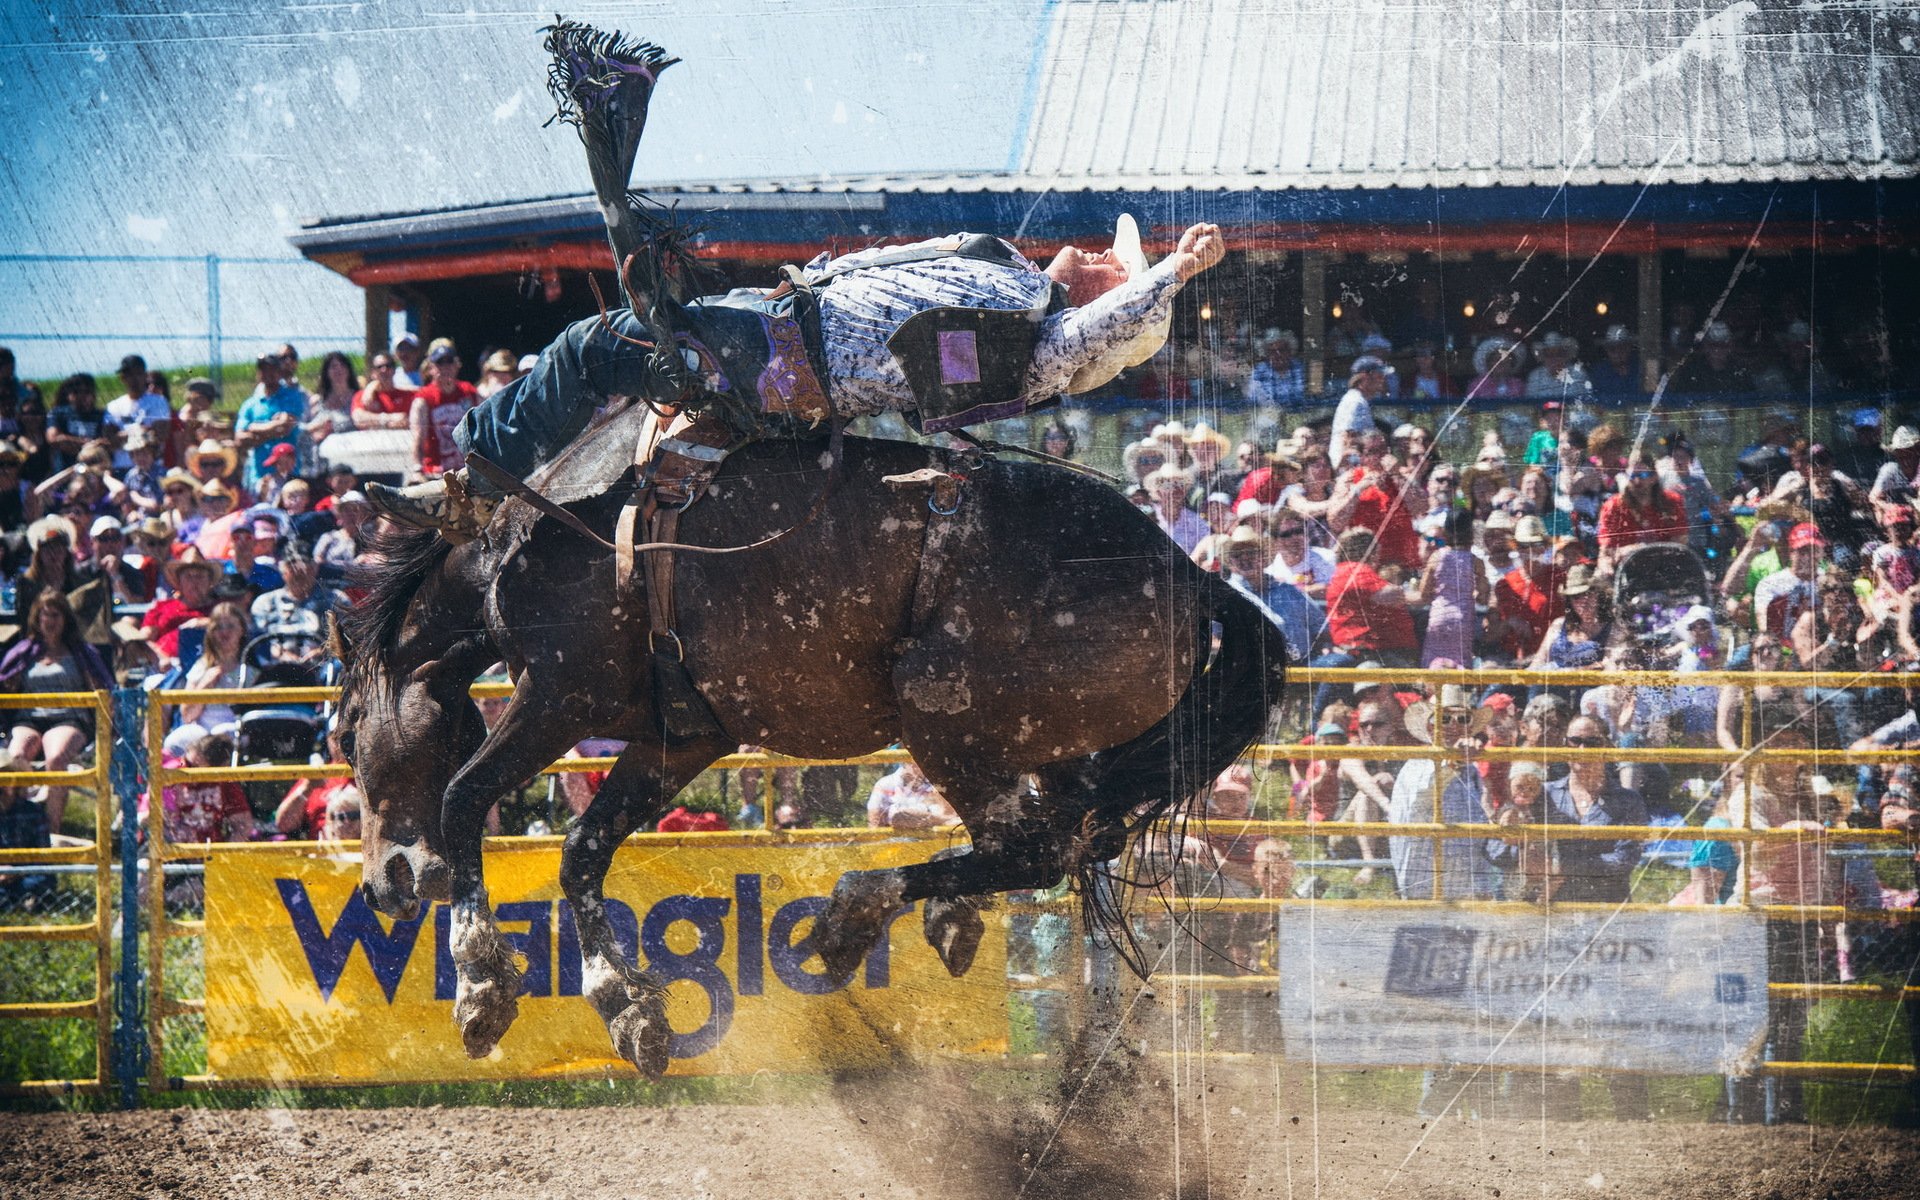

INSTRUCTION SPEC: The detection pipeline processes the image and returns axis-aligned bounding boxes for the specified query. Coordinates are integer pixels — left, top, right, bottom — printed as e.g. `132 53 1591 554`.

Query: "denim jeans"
454 310 666 488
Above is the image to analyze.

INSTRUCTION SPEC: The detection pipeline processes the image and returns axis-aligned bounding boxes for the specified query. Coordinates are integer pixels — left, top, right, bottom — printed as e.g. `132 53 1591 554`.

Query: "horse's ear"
327 612 349 660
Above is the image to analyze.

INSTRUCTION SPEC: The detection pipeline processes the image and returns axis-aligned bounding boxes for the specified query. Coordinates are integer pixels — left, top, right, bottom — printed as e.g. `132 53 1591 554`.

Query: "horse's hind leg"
558 736 728 1080
438 690 586 1059
816 766 1075 983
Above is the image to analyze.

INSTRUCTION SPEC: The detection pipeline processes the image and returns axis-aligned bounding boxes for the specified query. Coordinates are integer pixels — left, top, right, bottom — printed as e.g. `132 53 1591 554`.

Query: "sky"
0 0 1048 377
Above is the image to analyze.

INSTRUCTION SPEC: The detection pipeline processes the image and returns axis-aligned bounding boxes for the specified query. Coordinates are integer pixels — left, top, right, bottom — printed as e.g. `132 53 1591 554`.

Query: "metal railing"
5 664 1913 1100
0 690 114 1097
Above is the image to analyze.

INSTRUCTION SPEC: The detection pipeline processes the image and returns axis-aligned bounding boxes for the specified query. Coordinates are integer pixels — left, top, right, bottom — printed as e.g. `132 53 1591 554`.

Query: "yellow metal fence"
109 668 1920 1091
0 690 114 1097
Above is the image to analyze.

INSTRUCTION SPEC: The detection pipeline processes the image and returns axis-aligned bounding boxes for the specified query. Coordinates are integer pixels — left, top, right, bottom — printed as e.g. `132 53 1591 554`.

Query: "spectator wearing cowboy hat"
1146 463 1207 554
192 478 245 561
186 437 239 486
1183 422 1235 507
1244 328 1308 407
1871 425 1920 508
1222 523 1322 664
129 547 220 670
1492 514 1562 662
1391 684 1506 901
1588 324 1641 398
1469 336 1527 401
1671 319 1753 396
477 349 521 400
157 468 204 547
1525 332 1592 404
117 426 165 515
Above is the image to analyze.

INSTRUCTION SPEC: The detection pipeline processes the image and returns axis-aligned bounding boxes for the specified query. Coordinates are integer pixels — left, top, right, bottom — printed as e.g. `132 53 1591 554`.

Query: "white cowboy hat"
1473 336 1525 377
26 515 77 552
1066 213 1172 394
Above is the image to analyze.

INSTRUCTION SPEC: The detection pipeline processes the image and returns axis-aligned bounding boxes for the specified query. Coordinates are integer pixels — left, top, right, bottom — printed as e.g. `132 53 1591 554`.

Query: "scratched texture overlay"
6 2 1920 1198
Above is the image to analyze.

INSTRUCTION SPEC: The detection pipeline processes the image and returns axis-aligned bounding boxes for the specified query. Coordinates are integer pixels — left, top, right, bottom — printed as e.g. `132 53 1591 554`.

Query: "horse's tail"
1047 572 1288 974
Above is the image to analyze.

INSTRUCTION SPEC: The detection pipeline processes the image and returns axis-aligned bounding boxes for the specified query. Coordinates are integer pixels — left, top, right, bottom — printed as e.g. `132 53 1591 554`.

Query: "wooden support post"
1301 251 1327 395
1637 252 1662 392
363 285 391 362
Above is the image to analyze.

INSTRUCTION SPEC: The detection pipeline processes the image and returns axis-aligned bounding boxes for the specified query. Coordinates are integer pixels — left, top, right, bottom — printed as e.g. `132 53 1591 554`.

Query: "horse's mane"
339 521 455 700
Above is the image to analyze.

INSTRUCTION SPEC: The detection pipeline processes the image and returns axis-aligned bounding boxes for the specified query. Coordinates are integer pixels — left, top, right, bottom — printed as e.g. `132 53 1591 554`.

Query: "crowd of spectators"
1115 341 1920 1110
0 335 537 858
1118 306 1895 414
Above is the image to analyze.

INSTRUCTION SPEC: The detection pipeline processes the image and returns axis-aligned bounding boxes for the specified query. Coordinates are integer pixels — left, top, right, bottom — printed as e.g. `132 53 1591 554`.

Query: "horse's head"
334 526 495 918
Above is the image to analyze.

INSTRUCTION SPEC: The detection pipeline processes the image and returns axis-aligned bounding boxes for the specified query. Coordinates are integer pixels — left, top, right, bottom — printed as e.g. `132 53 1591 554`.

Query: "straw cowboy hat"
482 349 517 376
1184 421 1230 456
158 468 198 494
162 546 219 592
1535 331 1579 358
188 438 238 477
1404 683 1478 743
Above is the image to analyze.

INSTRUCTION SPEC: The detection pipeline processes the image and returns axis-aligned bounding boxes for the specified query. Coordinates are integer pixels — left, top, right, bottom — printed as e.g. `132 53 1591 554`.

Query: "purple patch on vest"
937 330 981 385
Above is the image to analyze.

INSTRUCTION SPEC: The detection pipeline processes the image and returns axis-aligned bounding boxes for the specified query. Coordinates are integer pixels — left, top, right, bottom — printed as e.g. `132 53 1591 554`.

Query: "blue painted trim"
316 178 1920 264
1006 0 1059 174
110 686 148 1108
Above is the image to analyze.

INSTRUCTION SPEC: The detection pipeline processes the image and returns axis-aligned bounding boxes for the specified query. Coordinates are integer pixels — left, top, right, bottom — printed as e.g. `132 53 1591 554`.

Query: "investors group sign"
1278 906 1770 1075
205 840 1007 1083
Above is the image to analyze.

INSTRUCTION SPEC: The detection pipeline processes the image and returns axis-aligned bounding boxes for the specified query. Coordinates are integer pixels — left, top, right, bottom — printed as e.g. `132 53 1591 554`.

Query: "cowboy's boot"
366 468 498 543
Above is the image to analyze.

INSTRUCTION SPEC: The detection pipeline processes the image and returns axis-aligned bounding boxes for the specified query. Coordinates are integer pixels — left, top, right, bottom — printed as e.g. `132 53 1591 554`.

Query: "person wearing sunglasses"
1389 686 1505 903
353 354 413 432
1596 451 1688 575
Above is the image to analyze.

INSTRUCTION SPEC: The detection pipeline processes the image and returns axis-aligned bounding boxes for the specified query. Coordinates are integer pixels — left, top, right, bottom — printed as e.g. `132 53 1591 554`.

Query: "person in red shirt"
1344 430 1423 575
1493 515 1564 661
353 353 413 431
409 346 478 479
1234 451 1299 508
1596 452 1688 572
134 550 219 670
1323 528 1418 661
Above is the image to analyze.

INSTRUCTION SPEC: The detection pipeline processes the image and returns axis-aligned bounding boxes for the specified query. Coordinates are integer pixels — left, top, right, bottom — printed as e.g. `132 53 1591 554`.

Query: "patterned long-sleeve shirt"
810 236 1186 427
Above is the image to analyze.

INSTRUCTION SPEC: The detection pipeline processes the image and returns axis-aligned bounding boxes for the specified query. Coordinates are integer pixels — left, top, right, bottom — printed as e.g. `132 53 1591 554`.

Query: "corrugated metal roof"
1018 0 1920 189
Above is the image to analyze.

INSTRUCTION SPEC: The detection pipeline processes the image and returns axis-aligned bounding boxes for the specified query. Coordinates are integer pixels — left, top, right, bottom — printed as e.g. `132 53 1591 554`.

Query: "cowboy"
368 221 1229 539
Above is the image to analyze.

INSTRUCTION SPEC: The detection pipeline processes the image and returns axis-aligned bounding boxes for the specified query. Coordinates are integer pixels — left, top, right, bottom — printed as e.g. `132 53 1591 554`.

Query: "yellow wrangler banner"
205 840 1007 1083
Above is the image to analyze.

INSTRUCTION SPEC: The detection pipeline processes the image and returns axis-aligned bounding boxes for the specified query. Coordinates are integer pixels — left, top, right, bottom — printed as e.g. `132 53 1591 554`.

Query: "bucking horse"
334 395 1286 1078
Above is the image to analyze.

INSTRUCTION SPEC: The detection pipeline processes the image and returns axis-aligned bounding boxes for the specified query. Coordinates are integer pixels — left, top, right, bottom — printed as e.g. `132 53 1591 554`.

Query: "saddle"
618 408 738 743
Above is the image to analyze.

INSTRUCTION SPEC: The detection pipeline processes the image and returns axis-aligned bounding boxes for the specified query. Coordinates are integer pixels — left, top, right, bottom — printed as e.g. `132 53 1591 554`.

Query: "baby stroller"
230 628 337 765
1609 543 1715 648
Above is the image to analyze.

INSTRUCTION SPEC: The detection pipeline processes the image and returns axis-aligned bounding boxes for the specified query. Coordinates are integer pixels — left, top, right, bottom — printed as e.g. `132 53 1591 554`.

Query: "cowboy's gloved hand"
1173 223 1226 279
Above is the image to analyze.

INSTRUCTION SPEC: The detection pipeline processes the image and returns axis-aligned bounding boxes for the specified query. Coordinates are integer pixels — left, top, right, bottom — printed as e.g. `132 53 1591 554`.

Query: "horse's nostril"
415 857 452 902
386 850 417 900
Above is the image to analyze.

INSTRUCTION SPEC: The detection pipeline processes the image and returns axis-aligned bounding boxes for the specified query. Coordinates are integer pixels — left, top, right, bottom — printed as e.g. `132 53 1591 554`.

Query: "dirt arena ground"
9 1066 1920 1200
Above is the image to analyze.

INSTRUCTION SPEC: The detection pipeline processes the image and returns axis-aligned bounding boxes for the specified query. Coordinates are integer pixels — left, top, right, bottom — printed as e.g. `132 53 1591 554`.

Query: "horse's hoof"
924 897 986 978
455 976 521 1059
608 1002 671 1081
813 872 906 986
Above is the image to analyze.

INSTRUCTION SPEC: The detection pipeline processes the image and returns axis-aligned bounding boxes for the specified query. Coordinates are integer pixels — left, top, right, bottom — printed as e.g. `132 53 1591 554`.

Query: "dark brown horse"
336 401 1286 1078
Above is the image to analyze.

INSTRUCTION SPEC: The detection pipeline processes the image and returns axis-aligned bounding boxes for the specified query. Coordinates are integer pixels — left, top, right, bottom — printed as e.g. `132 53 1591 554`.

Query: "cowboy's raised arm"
1029 223 1226 397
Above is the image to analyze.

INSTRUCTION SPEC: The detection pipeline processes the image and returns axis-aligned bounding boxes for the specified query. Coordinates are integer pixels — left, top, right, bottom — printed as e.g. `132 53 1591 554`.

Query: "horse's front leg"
438 691 585 1058
559 736 729 1079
